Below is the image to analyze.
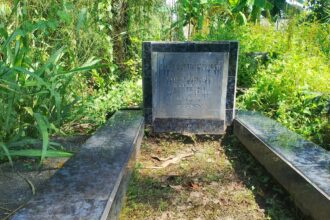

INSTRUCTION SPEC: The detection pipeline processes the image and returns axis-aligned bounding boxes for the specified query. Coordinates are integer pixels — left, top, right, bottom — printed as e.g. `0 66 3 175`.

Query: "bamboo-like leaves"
0 142 13 166
0 1 109 166
1 149 72 158
0 24 99 164
238 11 247 25
34 113 49 165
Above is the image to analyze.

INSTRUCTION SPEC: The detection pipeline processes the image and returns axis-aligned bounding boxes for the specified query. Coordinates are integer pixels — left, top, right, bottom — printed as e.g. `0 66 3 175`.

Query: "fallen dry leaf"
150 155 173 161
145 151 194 169
188 182 201 190
169 185 183 191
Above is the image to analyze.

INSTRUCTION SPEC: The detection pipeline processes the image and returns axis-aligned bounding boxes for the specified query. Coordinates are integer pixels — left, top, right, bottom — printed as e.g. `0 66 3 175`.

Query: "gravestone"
143 41 239 134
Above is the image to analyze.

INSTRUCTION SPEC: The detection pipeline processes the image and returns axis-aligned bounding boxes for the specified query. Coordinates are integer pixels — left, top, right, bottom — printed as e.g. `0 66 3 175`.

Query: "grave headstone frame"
143 41 239 134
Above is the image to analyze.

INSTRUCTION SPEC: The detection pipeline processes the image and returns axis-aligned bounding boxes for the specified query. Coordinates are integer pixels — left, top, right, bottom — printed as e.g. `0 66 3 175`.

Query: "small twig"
0 206 12 212
16 171 35 195
3 203 26 220
146 152 194 169
150 155 173 161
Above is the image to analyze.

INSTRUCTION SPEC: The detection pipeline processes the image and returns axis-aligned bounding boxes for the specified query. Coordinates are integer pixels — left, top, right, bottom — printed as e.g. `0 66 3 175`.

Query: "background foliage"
0 0 143 163
184 1 329 149
0 0 329 164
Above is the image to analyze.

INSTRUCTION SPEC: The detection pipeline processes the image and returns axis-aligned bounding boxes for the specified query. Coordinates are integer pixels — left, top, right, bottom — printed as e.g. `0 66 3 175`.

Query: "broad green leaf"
229 0 239 7
12 67 48 87
64 64 104 75
238 11 247 25
24 107 34 116
34 113 49 165
265 1 273 10
36 47 65 76
1 29 23 50
0 142 13 166
254 0 266 8
4 92 15 133
0 83 18 93
247 0 255 7
82 57 101 67
2 149 72 158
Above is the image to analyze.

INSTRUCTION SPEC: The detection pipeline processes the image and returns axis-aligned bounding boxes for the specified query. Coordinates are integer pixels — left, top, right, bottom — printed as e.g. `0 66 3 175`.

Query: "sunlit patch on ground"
120 132 303 220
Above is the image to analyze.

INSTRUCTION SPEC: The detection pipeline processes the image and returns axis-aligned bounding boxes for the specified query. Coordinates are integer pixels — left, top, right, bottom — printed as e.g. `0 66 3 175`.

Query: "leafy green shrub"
238 48 329 149
0 21 100 164
198 21 330 149
0 0 145 164
195 19 330 149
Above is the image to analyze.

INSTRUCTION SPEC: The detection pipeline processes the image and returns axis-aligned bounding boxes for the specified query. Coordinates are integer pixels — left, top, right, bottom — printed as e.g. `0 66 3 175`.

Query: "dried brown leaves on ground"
120 133 303 220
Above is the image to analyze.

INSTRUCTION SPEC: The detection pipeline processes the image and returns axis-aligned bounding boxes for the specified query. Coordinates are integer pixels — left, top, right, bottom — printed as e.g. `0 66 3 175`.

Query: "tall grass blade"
34 113 49 165
36 47 65 76
4 92 16 134
0 142 13 166
64 64 104 74
2 149 72 158
1 29 23 50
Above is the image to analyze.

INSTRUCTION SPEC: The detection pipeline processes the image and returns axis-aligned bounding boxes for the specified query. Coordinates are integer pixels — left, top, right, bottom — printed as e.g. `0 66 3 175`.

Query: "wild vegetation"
0 0 157 164
172 0 329 149
0 0 329 164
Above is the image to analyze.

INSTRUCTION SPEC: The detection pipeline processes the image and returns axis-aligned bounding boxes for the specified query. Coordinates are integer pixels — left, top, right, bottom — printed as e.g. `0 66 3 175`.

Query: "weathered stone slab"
143 41 239 134
152 52 228 120
12 110 144 220
234 111 330 220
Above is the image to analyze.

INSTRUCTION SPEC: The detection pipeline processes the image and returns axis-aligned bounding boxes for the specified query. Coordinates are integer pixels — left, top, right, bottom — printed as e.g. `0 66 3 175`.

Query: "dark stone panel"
150 41 231 53
229 42 239 77
226 109 235 126
143 41 239 134
13 111 145 220
142 42 151 78
142 79 152 108
236 111 330 174
152 52 227 121
153 118 225 134
144 108 152 124
234 111 330 220
226 76 236 110
194 42 230 52
143 42 152 112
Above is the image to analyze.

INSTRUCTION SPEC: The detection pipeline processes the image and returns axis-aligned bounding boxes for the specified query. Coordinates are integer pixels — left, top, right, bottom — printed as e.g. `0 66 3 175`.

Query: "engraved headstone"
143 42 239 134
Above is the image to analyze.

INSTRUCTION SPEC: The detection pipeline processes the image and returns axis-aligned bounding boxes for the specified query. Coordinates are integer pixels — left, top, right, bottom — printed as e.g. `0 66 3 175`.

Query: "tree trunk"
111 0 131 76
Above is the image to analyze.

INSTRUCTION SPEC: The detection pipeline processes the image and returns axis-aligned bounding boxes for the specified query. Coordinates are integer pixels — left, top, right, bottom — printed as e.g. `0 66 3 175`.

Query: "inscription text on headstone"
152 52 228 120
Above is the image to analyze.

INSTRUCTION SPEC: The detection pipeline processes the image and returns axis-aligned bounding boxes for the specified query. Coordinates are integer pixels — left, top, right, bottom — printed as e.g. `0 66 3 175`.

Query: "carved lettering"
160 61 222 106
153 52 228 119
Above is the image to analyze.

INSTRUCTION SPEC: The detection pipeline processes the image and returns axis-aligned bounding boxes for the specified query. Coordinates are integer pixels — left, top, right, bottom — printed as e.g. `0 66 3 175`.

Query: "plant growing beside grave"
190 12 330 150
159 0 329 150
1 0 329 166
0 0 146 164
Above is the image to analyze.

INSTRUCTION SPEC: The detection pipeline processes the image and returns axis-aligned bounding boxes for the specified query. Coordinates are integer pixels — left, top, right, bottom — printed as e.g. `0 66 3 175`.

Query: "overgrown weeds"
196 21 330 150
0 0 143 164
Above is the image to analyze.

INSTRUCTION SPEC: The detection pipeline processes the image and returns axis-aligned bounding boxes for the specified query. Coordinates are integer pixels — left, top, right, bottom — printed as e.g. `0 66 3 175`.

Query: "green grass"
121 134 303 220
196 21 330 150
0 0 142 163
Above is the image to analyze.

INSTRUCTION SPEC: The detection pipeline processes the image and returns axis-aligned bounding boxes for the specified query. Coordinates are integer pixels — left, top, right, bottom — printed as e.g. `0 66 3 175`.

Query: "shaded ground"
0 135 88 220
121 132 306 220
